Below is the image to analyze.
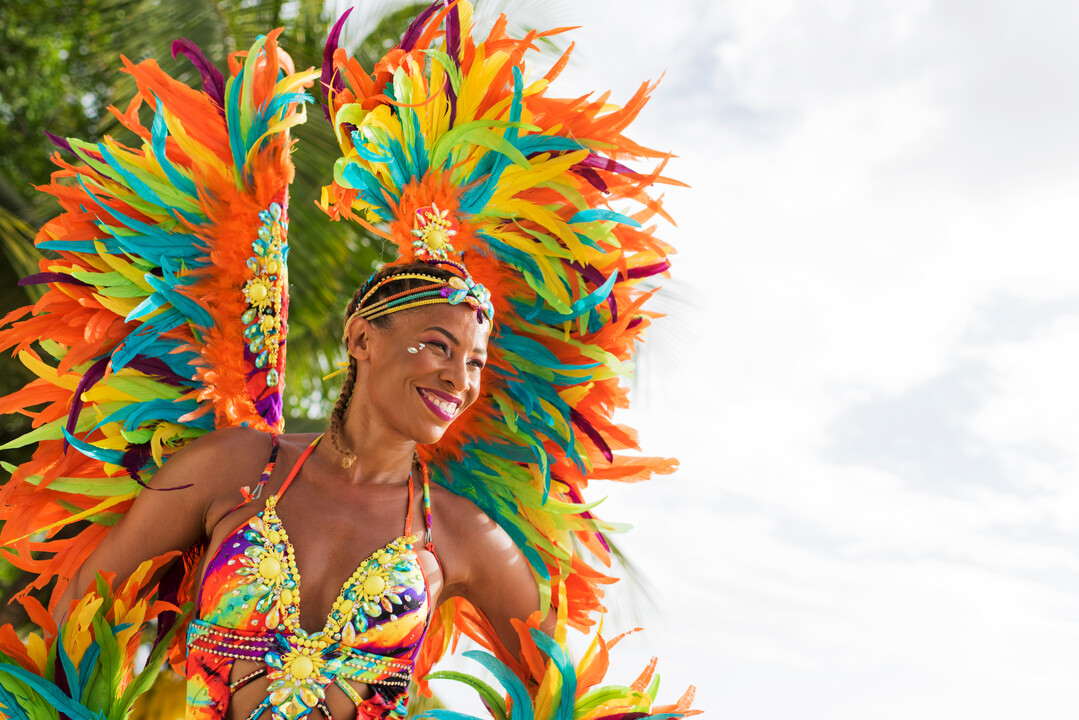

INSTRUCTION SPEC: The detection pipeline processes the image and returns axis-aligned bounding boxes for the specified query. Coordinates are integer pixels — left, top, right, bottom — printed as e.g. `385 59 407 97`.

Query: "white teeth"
422 391 458 417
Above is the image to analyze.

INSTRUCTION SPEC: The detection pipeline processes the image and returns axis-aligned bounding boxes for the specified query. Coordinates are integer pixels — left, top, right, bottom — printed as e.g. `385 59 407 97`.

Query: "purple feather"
44 131 75 155
121 443 153 486
579 152 637 176
126 356 189 387
122 442 193 491
627 316 644 330
626 260 671 279
172 38 226 113
255 393 283 428
66 357 110 445
571 261 619 321
53 652 72 720
571 164 609 193
570 407 614 462
400 1 444 52
154 557 186 649
565 484 611 553
445 1 461 125
45 130 105 164
322 7 354 121
19 272 91 287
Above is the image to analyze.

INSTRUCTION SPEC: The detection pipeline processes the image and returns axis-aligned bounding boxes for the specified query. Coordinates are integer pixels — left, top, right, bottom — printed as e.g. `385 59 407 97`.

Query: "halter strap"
276 434 322 498
397 465 413 535
418 461 435 552
260 435 434 551
231 433 280 513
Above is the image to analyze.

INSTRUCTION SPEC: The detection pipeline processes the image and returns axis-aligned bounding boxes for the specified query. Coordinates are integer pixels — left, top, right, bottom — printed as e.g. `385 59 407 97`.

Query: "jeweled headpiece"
345 204 494 329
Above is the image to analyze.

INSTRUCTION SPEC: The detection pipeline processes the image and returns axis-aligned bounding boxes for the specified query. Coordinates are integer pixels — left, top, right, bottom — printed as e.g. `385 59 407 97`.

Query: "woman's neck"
323 403 417 485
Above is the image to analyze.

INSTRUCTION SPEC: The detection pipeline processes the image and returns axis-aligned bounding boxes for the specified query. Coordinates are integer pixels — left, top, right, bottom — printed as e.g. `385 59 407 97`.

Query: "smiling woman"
50 254 532 720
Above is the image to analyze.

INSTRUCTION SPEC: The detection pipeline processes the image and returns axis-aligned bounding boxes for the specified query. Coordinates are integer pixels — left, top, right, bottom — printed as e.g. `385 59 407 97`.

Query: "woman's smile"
417 387 462 421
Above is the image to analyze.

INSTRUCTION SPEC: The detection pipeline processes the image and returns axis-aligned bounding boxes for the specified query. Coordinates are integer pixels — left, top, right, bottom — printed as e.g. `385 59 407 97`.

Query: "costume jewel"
342 202 495 326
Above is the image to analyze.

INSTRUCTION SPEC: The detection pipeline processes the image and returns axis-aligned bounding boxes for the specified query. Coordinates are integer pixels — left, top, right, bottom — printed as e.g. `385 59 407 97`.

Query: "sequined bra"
186 435 436 720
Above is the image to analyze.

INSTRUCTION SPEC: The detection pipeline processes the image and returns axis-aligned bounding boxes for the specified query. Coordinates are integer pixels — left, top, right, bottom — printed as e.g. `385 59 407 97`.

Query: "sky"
521 1 1079 718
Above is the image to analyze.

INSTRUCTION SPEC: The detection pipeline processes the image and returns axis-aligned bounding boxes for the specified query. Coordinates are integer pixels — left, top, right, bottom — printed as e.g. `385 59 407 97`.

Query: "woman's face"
357 303 490 445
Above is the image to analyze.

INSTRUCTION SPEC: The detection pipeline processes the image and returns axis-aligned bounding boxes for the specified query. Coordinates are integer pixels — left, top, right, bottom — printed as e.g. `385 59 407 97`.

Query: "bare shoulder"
428 483 499 538
428 484 523 582
153 426 275 501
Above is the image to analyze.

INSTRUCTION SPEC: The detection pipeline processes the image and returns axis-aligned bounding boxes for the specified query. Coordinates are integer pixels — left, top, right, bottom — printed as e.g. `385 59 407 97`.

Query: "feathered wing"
0 556 184 720
0 31 315 620
321 1 691 712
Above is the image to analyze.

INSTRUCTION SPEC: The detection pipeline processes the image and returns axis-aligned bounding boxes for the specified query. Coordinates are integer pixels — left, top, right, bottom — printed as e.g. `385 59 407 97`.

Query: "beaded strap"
188 619 275 661
232 433 280 513
420 462 434 552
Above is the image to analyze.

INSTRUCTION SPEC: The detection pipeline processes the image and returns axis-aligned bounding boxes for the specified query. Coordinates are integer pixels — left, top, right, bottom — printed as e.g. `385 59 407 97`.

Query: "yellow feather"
454 48 508 123
93 293 141 318
7 494 137 544
26 633 48 674
18 350 78 391
537 397 570 442
94 243 155 293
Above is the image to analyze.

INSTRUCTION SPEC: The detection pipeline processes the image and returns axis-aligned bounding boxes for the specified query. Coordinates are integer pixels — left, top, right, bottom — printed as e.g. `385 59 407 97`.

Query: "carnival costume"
0 3 695 720
187 435 436 719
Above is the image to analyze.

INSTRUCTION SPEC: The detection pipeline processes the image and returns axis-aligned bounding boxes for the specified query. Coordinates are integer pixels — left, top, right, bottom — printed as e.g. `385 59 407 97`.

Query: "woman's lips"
418 388 461 421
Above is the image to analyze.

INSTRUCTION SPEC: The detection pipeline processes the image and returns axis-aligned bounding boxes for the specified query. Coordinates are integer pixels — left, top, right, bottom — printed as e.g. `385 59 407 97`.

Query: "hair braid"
329 360 358 468
330 288 364 468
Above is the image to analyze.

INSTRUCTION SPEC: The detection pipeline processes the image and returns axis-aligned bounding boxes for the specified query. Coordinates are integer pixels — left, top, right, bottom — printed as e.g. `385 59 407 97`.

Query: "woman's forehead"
392 304 491 347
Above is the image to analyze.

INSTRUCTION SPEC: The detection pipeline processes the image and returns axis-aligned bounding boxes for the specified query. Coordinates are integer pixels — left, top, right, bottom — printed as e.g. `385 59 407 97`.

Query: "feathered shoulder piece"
321 0 683 632
0 31 317 607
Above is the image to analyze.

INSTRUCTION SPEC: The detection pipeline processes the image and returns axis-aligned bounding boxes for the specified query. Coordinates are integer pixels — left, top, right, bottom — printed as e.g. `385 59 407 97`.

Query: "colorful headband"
344 204 494 332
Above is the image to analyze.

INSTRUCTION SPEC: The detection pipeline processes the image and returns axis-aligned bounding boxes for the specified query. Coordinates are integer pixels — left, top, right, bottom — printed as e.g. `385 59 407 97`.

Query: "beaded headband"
341 205 494 341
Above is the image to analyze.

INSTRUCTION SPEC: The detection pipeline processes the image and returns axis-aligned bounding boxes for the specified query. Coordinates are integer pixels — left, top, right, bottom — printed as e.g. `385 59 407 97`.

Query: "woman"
53 262 551 719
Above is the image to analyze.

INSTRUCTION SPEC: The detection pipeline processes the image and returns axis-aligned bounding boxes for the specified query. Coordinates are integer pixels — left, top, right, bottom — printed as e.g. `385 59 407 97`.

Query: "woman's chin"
411 423 451 446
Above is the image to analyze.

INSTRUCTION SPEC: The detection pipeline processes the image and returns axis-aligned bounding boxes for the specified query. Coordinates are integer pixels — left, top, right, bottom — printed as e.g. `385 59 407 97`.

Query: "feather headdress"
321 0 683 646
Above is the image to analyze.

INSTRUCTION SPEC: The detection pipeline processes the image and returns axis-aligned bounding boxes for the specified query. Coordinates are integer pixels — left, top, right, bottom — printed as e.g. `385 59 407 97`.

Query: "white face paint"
406 342 426 354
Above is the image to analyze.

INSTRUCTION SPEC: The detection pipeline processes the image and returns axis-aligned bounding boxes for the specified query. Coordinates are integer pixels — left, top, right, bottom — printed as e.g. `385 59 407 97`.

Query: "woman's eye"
468 359 485 370
425 340 449 355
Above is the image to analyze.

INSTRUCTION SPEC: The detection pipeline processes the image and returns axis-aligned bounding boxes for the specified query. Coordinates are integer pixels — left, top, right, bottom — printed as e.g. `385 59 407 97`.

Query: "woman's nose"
439 357 468 390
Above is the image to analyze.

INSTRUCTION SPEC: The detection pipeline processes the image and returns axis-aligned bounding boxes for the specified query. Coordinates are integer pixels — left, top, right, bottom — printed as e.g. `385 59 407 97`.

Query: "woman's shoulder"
428 483 509 549
169 425 275 461
151 426 278 493
426 482 536 599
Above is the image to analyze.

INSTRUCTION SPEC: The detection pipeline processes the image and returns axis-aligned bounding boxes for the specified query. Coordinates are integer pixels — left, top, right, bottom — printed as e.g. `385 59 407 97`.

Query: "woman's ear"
345 316 376 361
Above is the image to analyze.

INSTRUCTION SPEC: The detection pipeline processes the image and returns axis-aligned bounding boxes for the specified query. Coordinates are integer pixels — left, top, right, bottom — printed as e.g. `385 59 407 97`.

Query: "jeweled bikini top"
188 435 435 720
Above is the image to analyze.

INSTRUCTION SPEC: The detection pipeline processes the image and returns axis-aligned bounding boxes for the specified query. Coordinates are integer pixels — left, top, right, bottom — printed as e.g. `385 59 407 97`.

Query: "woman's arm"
434 491 555 657
51 426 273 622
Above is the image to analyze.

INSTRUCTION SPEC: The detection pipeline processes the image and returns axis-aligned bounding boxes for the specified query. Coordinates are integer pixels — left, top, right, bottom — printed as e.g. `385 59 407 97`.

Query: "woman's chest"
198 496 433 650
